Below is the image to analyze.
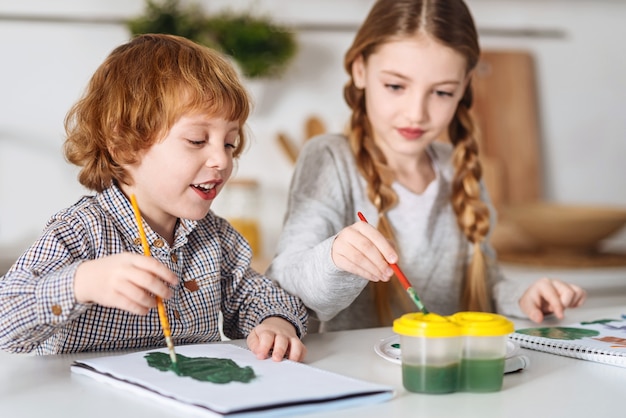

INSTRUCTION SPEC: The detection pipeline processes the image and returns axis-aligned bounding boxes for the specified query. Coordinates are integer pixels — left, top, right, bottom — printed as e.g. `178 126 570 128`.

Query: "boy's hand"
519 277 587 323
73 253 178 315
247 317 306 362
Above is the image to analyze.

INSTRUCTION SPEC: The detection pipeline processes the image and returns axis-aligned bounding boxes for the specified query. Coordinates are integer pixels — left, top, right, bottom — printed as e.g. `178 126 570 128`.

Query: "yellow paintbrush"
130 194 178 366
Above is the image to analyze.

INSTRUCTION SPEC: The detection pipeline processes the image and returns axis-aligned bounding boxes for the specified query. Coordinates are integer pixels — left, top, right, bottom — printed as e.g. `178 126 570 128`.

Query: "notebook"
508 317 626 368
71 343 393 417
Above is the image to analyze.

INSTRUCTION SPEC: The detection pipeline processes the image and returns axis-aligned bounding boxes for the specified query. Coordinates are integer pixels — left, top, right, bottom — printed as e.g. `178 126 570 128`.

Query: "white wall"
1 0 625 263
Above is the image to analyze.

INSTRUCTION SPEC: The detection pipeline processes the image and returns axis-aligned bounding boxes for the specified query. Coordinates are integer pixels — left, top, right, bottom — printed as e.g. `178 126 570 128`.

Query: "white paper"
71 343 394 417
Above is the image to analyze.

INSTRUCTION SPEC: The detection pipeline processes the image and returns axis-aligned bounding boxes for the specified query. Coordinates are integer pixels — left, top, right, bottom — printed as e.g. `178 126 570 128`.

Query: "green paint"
459 358 505 392
516 327 600 340
391 343 401 349
145 352 256 384
402 363 458 394
580 319 618 325
406 287 429 314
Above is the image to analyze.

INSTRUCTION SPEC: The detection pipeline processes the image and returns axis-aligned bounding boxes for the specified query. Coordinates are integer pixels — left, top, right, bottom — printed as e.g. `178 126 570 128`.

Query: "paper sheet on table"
71 343 393 417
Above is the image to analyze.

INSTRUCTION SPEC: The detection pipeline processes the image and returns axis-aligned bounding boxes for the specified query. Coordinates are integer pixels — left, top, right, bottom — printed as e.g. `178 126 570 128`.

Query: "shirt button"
171 253 178 263
133 237 142 245
173 310 181 320
184 280 199 292
154 239 164 248
51 305 62 316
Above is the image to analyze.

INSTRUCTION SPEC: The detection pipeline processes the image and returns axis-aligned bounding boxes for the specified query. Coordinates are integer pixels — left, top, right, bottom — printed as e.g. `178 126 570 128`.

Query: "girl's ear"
351 55 367 89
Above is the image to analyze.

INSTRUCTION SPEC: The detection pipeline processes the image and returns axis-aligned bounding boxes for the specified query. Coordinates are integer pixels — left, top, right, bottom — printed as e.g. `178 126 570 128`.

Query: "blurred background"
1 0 626 277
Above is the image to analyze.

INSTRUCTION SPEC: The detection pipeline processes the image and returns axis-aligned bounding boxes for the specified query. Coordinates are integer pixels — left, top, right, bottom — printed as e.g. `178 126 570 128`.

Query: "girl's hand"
73 253 179 315
519 278 587 323
247 317 306 362
331 221 396 282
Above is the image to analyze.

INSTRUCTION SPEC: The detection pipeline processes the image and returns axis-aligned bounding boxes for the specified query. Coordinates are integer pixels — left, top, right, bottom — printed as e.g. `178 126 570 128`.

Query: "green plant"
205 13 297 79
127 0 297 79
127 0 205 42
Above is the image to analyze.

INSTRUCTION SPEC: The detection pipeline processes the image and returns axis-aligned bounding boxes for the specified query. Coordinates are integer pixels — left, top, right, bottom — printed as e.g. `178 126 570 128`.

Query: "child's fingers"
247 330 274 360
270 336 290 361
521 296 544 323
550 279 576 307
114 293 151 316
520 279 558 322
332 251 390 282
352 222 398 264
129 270 173 301
115 282 155 309
542 279 587 319
333 226 395 281
529 310 544 324
541 285 565 319
573 289 587 307
552 280 587 308
521 278 586 323
285 339 307 362
134 256 179 286
247 318 305 361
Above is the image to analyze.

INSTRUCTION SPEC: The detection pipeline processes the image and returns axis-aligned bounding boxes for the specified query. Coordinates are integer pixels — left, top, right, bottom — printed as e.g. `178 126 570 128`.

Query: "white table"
2 298 626 418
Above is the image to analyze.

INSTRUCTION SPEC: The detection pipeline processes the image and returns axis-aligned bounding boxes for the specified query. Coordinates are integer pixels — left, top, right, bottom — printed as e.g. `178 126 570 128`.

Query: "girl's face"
352 34 470 164
122 113 240 239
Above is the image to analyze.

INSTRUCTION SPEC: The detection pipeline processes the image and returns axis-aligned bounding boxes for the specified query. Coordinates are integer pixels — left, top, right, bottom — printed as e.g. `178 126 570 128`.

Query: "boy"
0 34 307 361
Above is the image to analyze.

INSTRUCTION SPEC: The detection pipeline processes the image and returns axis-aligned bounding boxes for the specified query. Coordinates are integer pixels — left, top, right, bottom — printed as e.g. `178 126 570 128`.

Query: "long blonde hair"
343 0 492 324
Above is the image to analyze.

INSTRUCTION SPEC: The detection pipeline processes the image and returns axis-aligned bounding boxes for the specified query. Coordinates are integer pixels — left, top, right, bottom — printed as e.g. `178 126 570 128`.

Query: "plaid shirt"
0 185 307 354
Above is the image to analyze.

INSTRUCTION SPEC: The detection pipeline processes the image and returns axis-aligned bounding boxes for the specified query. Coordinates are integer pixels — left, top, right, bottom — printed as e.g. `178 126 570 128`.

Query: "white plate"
374 335 403 365
374 335 528 373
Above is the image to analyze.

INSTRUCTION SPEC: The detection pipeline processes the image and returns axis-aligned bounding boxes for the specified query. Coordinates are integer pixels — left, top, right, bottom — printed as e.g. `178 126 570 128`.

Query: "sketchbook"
71 343 393 418
508 317 626 368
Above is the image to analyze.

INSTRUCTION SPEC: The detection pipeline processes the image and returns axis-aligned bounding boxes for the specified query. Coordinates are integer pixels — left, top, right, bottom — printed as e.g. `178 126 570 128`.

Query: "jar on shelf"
219 178 261 257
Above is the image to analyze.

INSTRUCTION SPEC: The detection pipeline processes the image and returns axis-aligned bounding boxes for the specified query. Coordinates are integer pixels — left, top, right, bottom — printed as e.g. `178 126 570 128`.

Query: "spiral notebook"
71 343 393 417
509 317 626 368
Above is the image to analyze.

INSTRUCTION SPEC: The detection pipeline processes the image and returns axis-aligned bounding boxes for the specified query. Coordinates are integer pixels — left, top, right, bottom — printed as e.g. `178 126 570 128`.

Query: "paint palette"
374 335 529 374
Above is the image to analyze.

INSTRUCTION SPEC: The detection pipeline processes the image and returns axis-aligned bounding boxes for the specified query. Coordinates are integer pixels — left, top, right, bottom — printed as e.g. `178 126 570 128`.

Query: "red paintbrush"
357 212 429 314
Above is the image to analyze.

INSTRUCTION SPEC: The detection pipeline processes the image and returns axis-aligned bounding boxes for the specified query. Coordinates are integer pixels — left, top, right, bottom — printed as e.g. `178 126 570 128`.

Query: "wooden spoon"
305 116 326 140
276 133 299 164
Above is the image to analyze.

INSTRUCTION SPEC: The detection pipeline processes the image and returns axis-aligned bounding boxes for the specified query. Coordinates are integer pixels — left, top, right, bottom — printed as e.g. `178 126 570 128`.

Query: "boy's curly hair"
64 33 250 192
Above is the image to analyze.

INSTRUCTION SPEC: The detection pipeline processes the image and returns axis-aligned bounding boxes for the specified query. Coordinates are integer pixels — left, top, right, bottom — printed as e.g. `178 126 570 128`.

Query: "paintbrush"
130 194 178 366
357 211 429 314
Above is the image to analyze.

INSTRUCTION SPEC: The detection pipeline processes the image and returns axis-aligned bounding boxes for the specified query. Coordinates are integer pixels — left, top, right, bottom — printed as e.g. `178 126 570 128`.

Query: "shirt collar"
97 184 198 250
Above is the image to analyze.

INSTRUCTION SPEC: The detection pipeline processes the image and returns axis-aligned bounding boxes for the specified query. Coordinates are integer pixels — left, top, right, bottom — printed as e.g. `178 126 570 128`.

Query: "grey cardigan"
267 134 526 332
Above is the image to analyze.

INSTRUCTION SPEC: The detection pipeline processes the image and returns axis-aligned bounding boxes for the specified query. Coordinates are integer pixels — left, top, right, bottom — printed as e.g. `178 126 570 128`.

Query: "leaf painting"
145 352 256 384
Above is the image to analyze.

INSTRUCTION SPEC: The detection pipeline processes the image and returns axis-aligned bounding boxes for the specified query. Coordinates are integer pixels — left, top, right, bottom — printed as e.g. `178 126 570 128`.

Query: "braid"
450 88 492 312
344 82 415 325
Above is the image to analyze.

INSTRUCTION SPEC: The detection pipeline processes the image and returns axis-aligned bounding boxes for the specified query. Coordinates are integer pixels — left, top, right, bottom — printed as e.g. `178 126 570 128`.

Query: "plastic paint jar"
449 312 514 392
393 313 462 394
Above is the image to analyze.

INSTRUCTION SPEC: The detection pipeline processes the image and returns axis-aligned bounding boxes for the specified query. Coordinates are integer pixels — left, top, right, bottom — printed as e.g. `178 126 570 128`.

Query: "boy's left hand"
519 277 587 323
247 317 306 362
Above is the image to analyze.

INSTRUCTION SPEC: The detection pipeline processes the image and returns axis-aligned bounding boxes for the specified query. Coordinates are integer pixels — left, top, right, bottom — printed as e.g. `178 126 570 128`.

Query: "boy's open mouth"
191 183 216 193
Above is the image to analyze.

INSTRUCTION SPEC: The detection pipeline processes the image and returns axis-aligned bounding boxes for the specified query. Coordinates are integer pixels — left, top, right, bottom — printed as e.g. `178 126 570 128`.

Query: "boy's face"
122 112 240 237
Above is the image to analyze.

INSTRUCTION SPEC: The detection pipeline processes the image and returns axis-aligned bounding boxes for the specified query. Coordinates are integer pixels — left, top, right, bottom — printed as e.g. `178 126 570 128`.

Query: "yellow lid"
448 312 514 336
393 313 461 337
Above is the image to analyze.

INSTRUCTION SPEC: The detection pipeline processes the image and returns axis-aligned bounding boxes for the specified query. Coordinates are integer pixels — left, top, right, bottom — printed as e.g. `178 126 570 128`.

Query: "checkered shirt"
0 185 308 354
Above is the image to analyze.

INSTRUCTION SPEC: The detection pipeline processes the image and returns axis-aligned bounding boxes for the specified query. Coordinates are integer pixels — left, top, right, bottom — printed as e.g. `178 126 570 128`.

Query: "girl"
267 0 585 332
0 34 307 360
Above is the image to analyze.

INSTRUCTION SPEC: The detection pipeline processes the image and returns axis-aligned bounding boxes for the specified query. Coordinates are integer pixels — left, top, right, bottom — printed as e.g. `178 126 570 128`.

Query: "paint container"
449 312 514 392
393 313 462 394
